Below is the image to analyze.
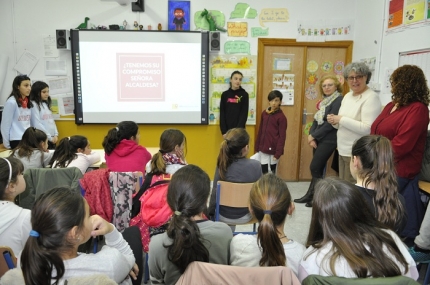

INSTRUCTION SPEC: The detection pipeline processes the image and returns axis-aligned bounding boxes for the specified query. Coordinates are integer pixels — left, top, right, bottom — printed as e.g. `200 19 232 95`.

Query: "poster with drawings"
272 74 294 105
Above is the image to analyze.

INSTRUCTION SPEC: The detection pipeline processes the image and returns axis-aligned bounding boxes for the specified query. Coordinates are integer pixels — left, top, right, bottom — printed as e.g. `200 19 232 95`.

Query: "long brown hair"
352 135 404 231
305 177 409 278
391 65 429 107
249 173 291 266
150 129 186 175
217 128 249 180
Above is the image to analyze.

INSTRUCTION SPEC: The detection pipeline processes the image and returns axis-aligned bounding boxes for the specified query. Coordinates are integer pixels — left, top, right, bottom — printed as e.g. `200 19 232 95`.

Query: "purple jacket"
255 108 287 159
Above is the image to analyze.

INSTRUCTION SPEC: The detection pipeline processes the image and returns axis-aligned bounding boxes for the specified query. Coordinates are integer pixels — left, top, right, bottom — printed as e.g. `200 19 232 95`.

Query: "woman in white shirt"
50 135 100 174
298 177 418 282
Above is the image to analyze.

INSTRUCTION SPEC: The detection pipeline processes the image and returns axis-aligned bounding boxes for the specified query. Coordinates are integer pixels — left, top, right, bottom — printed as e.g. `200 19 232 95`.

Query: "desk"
0 150 11 158
90 147 158 168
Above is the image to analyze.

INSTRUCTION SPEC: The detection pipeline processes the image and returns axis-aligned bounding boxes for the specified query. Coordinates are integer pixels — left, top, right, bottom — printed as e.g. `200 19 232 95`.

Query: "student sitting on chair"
208 128 262 224
230 173 305 276
50 135 100 174
2 186 137 284
0 157 31 255
148 165 232 285
11 127 53 171
298 177 418 282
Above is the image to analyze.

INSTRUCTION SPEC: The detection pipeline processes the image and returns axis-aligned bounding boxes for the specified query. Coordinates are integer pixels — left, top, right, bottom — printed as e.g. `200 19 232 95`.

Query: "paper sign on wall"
227 22 248 37
259 8 289 27
224 41 250 54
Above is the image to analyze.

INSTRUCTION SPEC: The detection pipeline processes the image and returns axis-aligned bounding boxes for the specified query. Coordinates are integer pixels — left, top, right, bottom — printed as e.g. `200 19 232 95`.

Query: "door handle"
302 109 313 125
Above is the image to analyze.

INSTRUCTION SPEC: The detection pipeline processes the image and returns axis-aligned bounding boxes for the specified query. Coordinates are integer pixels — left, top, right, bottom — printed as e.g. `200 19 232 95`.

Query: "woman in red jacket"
371 65 430 246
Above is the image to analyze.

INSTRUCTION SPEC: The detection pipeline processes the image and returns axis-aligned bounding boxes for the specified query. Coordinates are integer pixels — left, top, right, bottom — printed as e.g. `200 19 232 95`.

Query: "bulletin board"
398 48 430 81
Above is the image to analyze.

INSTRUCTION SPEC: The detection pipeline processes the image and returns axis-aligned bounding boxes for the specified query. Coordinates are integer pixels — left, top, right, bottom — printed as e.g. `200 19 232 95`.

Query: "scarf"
162 152 186 165
314 91 340 125
18 97 28 108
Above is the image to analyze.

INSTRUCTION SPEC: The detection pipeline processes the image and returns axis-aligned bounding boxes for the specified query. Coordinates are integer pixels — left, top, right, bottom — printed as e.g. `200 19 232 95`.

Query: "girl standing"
11 127 53 171
219 71 249 137
255 90 287 174
1 75 33 149
30 81 59 149
50 135 100 174
102 121 151 173
230 173 305 276
0 157 31 255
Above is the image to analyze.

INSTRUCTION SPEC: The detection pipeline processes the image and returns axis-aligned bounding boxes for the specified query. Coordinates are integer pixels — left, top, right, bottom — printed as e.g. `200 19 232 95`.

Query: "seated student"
148 165 232 285
2 186 137 284
230 173 305 276
208 128 262 223
0 157 31 255
102 121 151 174
298 177 418 282
11 127 53 171
50 135 100 174
350 135 407 234
145 129 187 175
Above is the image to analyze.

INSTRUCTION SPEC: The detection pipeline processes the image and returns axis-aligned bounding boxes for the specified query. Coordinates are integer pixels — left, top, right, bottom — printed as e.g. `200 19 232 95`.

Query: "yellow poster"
227 22 248 37
404 0 426 24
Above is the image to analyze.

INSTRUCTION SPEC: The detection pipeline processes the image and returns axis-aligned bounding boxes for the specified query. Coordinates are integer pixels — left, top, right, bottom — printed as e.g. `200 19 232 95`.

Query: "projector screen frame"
70 29 209 125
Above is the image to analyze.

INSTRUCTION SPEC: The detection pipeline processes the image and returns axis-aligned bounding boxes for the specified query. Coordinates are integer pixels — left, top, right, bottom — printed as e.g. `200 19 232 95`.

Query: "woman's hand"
327 114 341 125
308 135 314 143
129 263 139 281
90 215 114 237
309 140 317 149
52 136 58 144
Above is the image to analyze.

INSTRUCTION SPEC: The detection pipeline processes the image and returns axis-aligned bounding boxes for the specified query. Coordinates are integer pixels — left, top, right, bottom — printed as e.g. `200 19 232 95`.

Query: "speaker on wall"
56 29 71 50
210 31 220 52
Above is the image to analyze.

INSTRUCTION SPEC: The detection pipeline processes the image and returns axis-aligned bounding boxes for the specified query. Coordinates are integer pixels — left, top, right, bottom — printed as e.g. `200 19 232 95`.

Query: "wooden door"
256 39 352 181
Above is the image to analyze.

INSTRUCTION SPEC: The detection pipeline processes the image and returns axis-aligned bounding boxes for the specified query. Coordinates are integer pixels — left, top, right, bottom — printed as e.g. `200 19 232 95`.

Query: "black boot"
305 200 313 207
294 177 317 204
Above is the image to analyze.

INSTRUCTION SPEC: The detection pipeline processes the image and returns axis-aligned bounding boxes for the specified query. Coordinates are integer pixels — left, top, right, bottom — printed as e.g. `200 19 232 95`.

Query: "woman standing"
371 65 430 245
327 62 381 182
1 75 33 149
295 75 343 207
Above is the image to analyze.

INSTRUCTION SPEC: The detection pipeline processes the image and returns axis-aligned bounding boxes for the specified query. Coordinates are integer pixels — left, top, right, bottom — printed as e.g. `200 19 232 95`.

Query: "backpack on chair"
130 173 172 252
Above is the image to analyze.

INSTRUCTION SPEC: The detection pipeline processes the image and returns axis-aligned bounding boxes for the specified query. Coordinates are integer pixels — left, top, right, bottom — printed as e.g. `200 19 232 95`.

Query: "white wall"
1 0 429 106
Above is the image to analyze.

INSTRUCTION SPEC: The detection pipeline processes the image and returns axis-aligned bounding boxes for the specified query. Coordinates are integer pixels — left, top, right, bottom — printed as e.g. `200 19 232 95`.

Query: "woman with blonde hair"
295 75 343 207
230 173 305 275
208 128 262 223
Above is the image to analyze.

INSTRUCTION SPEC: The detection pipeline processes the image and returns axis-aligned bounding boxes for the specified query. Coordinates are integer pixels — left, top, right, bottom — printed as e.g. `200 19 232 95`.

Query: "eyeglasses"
347 75 365 81
322 84 334 88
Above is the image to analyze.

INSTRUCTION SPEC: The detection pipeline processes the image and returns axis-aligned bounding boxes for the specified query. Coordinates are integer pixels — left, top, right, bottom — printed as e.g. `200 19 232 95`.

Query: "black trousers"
122 226 143 285
310 142 337 179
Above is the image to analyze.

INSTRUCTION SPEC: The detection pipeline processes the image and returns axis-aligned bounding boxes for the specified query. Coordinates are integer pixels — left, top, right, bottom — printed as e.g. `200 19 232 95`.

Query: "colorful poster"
388 0 404 29
297 20 354 42
428 0 430 19
404 0 426 24
272 74 294 106
168 1 190 31
209 55 257 125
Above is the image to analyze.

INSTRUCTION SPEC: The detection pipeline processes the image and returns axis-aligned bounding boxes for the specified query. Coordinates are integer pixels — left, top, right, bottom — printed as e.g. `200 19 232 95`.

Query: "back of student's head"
150 129 186 175
165 164 210 273
30 81 50 111
49 135 88 168
102 121 139 155
12 127 47 159
217 128 249 180
0 157 24 200
351 135 403 230
267 90 283 101
21 186 86 285
306 177 408 278
250 173 291 266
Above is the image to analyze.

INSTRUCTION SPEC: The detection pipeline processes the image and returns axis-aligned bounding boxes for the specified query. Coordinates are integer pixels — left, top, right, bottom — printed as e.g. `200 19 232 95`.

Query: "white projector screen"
70 30 209 124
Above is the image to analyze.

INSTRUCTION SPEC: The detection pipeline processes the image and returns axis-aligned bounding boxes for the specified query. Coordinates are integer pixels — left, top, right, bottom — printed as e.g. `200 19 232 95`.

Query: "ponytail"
216 128 249 180
102 121 139 155
150 152 167 175
250 173 292 266
165 165 210 273
12 127 47 166
50 135 88 168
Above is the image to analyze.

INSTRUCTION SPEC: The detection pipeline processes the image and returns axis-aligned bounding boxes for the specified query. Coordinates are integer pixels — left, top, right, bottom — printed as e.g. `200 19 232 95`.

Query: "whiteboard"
399 48 430 81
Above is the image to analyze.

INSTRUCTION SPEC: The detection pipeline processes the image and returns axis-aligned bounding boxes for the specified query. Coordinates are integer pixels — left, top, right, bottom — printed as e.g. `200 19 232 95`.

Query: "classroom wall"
1 0 428 179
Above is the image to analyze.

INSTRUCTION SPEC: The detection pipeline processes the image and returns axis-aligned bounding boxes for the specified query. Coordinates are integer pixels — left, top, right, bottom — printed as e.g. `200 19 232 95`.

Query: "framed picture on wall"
168 1 190 31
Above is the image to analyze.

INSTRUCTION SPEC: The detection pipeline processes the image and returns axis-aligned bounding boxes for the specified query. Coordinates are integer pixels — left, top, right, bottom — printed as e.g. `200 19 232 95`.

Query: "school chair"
409 247 430 285
19 167 83 210
215 181 257 235
0 246 16 278
175 261 300 285
301 274 419 285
